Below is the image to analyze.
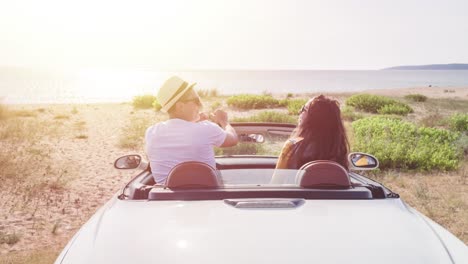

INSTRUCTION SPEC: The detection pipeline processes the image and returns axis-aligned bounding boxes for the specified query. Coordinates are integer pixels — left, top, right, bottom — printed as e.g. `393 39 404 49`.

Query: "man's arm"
219 122 238 147
211 109 238 147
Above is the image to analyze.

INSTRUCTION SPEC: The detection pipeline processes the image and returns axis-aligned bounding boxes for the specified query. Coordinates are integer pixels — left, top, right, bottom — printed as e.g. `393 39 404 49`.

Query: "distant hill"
383 63 468 70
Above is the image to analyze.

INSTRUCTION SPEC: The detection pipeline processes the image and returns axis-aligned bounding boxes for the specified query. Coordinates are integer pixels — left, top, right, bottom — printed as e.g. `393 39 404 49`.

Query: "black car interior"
120 156 394 201
297 160 351 188
166 162 221 189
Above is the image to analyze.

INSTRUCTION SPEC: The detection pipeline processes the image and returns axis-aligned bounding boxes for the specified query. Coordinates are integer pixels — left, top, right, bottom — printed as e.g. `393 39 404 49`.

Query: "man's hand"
209 109 238 147
210 109 229 128
197 112 209 122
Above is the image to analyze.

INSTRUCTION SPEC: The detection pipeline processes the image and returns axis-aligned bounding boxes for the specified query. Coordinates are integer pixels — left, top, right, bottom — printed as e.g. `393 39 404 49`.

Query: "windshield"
220 169 297 185
215 125 293 156
219 168 362 187
147 168 374 201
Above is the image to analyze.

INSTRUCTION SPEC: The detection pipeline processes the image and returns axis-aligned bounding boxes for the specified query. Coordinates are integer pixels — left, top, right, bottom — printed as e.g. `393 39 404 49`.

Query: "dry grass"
1 104 75 257
0 249 59 264
11 110 37 118
73 121 86 129
0 104 7 120
73 120 87 139
51 220 61 235
419 112 448 128
0 106 38 119
426 98 468 113
0 232 20 246
368 164 468 242
118 113 164 149
53 114 70 120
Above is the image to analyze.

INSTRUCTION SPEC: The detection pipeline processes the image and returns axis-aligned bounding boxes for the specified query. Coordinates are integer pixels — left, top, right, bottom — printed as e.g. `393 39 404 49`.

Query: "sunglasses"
181 96 202 107
299 104 308 114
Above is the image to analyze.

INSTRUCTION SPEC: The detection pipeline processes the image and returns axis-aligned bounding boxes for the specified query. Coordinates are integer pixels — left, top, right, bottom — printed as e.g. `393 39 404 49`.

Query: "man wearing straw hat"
145 76 238 184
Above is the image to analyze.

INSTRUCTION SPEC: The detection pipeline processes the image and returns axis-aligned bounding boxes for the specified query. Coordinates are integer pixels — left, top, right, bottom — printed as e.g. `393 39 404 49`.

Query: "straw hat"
157 76 196 112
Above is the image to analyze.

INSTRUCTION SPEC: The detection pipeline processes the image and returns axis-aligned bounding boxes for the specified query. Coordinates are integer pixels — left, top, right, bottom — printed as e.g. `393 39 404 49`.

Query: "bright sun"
74 68 171 102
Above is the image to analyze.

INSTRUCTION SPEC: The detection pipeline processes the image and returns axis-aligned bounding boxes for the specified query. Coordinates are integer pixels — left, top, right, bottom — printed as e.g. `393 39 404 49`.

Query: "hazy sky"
1 0 467 70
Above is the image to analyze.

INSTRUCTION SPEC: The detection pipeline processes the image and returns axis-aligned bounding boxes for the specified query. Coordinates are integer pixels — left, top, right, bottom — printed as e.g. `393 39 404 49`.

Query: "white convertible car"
55 123 468 264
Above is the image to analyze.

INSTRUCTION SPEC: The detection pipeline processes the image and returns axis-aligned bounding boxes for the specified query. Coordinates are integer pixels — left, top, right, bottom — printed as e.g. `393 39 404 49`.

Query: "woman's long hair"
290 95 349 169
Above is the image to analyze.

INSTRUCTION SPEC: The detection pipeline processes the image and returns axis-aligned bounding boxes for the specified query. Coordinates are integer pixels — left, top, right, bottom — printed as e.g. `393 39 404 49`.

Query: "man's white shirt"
145 119 227 184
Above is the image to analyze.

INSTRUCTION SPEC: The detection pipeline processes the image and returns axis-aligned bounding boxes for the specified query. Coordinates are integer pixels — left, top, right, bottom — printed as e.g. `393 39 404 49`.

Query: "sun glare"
74 68 165 101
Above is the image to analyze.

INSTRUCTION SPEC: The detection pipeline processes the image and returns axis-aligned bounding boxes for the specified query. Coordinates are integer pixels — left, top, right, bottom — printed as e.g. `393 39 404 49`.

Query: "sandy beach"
0 86 467 261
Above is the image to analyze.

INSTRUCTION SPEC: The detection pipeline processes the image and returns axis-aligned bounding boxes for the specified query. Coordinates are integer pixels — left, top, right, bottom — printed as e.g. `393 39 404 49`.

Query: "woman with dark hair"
275 95 349 170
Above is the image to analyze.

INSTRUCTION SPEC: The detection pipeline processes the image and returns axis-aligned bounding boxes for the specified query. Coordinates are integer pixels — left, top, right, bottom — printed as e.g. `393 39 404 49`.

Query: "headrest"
166 162 221 189
296 160 351 188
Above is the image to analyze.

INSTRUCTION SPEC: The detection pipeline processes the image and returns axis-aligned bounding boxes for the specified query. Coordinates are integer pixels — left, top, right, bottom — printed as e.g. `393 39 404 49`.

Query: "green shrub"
133 95 157 109
449 113 468 133
278 99 289 107
215 143 268 155
377 103 413 116
346 94 413 114
377 114 403 120
285 99 308 115
232 111 297 123
352 116 461 171
405 94 428 102
419 113 447 128
210 101 222 111
152 100 162 111
455 134 468 155
341 105 365 121
346 94 392 113
226 94 280 109
286 93 293 98
118 116 154 149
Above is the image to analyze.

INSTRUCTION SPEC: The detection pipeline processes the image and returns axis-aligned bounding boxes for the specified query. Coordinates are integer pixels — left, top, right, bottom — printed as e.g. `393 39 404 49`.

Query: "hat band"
164 81 189 106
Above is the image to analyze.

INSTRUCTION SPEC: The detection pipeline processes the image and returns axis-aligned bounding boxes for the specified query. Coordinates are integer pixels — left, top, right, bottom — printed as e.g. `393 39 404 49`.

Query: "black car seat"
165 161 221 189
296 160 351 188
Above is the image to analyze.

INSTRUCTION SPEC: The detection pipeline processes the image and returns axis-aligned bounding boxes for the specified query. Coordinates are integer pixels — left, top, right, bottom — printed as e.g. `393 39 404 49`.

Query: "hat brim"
160 83 197 113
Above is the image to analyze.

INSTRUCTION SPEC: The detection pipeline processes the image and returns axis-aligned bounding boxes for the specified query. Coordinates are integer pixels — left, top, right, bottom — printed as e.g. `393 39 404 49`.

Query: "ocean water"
0 67 467 104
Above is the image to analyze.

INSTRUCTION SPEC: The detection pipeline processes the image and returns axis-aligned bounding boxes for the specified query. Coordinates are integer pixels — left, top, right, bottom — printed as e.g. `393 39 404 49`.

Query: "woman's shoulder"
287 137 304 145
281 137 304 152
277 137 304 169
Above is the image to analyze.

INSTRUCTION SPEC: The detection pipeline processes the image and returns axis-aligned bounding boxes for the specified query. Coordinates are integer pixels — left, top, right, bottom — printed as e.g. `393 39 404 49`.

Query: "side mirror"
114 155 142 169
348 152 379 170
